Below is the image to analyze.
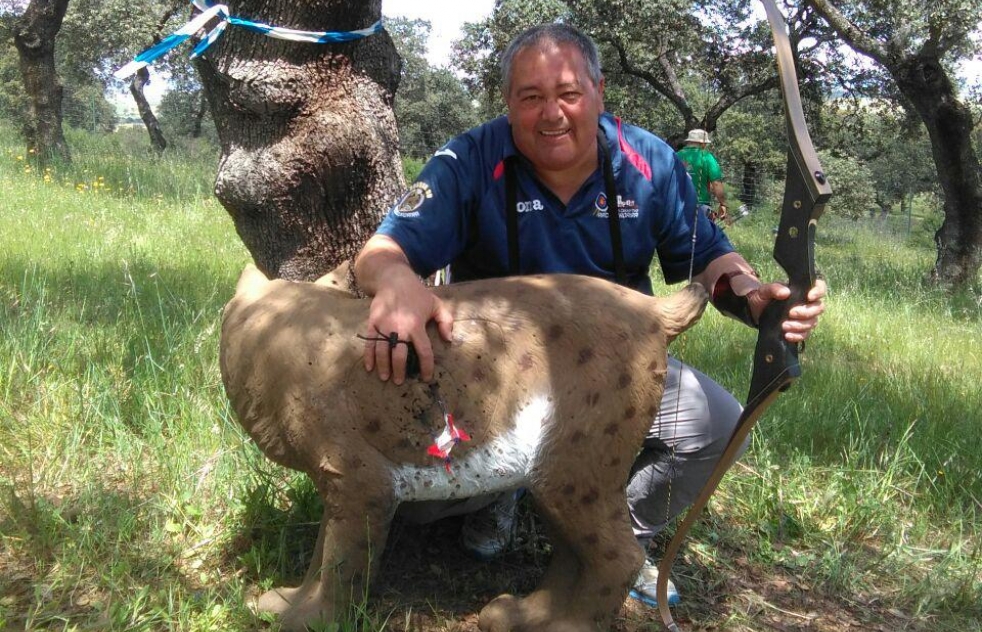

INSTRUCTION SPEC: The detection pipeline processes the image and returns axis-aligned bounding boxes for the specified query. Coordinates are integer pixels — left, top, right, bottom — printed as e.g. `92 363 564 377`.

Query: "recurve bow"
656 1 833 629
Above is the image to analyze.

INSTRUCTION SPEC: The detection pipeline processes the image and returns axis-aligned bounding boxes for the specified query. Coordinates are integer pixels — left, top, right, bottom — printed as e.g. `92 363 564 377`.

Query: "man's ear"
598 76 606 111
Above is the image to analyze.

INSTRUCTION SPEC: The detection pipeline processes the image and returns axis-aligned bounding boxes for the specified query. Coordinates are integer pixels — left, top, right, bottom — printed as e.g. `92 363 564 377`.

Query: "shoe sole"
628 588 680 608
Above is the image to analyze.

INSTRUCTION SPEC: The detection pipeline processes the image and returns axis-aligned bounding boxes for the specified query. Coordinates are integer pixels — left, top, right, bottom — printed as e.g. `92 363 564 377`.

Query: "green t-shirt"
676 145 723 205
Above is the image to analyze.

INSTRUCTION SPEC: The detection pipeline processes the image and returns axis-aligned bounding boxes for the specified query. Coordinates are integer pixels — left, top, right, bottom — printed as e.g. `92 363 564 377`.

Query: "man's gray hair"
500 23 602 98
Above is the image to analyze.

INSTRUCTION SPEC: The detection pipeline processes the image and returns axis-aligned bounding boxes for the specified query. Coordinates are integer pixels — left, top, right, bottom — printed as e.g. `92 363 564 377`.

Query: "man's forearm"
694 252 760 326
709 181 727 206
353 235 419 297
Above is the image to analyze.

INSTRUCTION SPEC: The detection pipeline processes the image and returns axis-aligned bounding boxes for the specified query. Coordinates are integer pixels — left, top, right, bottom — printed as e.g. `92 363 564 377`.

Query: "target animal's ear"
314 259 355 291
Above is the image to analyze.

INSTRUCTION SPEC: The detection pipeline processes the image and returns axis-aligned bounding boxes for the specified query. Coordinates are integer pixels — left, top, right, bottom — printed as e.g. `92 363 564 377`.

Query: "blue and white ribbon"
114 1 383 79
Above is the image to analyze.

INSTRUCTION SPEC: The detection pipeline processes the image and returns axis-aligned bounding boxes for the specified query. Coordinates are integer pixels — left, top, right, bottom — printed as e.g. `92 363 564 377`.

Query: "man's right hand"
354 235 454 385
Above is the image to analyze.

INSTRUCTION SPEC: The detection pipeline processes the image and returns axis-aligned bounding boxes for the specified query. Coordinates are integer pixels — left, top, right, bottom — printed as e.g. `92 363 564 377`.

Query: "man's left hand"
747 278 827 343
709 204 728 225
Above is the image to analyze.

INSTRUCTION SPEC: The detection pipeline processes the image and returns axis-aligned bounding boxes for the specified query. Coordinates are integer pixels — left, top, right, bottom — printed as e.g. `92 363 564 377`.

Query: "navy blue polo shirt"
377 113 734 296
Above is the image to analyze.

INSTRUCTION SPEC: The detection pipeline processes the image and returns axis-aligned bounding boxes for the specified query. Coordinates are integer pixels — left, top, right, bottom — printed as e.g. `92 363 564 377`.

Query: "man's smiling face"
505 41 605 182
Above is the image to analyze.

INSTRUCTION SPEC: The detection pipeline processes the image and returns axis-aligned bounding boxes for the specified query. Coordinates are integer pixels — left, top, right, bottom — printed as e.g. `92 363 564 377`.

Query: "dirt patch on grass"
363 513 918 632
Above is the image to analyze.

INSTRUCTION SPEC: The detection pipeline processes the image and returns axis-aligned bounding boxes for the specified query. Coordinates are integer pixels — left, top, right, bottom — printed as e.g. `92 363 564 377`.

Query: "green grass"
0 125 259 630
1 123 980 631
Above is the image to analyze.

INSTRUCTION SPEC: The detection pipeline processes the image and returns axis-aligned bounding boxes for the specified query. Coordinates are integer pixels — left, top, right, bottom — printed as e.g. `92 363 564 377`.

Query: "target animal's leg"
256 466 396 631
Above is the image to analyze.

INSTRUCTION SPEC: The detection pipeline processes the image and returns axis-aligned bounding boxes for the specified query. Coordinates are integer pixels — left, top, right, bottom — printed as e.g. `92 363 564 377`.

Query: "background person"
352 23 825 609
676 128 730 225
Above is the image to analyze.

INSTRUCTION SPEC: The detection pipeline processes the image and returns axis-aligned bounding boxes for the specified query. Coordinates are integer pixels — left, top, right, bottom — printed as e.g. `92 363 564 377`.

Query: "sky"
382 0 496 67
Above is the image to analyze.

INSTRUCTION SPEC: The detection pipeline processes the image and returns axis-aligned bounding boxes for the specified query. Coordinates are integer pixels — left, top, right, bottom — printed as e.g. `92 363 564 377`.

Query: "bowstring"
663 200 700 534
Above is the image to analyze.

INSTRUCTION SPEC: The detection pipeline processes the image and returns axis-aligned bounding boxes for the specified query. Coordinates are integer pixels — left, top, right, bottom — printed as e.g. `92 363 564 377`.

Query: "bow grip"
747 281 804 406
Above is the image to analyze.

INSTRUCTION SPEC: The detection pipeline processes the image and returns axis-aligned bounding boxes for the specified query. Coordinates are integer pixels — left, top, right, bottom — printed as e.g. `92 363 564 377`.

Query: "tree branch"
705 74 780 124
604 36 695 127
925 9 969 58
657 53 687 105
806 0 892 66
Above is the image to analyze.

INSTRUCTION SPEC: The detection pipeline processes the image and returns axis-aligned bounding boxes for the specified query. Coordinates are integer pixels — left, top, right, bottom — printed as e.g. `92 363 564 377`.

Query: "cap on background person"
685 129 711 145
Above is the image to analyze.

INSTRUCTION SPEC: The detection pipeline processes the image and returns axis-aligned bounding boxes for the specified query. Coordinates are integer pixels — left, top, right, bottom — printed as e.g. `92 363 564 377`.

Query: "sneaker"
629 558 680 607
460 491 519 560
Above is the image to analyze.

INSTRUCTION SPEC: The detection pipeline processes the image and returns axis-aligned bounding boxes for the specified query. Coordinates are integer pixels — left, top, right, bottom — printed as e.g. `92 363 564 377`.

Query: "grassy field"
0 125 980 632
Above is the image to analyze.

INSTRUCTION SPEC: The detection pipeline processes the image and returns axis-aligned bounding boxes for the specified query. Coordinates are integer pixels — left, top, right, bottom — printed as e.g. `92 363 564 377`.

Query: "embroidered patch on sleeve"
394 182 433 217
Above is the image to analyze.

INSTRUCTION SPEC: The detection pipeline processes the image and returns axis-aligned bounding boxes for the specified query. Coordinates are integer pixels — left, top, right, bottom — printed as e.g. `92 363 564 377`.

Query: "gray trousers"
628 356 747 547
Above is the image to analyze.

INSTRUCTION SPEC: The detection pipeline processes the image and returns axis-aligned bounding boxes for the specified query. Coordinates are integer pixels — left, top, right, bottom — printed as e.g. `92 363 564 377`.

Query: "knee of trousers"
648 362 745 458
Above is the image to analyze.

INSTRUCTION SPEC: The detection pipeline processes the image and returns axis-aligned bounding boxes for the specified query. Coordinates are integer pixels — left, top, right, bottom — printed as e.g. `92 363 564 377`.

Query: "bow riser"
749 156 831 403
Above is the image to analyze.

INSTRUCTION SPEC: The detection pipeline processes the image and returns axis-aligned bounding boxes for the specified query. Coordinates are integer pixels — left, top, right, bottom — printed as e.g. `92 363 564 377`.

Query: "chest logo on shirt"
593 193 640 219
516 199 544 214
594 192 610 215
393 182 433 217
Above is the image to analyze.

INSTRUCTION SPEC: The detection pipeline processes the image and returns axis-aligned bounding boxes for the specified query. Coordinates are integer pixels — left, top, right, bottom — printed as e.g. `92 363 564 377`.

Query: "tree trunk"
190 91 207 139
891 54 982 287
13 0 72 165
130 67 167 154
195 0 403 281
806 0 982 289
739 161 759 207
